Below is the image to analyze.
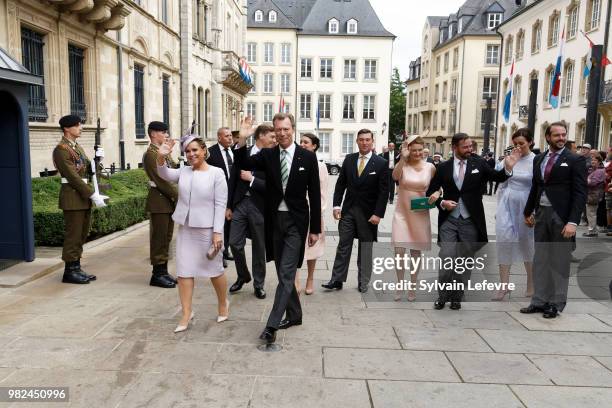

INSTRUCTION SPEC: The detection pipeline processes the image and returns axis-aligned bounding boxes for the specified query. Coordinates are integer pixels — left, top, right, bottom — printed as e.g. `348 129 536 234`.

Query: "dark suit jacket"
228 145 266 214
425 157 435 164
207 143 232 182
524 149 587 224
426 155 510 243
382 150 400 166
333 153 389 239
234 143 321 268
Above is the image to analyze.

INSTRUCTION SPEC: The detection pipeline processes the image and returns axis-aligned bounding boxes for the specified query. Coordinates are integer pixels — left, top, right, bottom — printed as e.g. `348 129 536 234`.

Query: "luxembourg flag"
549 26 565 108
503 60 514 122
238 58 253 86
581 30 594 77
278 93 285 113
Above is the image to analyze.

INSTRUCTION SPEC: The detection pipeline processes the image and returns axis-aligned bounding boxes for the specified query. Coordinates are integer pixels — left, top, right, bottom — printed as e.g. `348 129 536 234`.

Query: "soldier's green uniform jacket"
143 144 178 213
53 137 95 210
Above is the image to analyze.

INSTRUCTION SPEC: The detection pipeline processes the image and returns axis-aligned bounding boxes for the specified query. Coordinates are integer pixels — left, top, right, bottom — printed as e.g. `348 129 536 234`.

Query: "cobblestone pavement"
0 177 611 407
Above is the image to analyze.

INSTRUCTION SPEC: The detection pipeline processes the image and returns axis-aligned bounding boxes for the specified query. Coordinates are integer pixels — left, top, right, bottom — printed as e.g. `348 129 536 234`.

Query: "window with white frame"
318 94 331 119
444 52 449 72
453 47 459 68
299 94 311 119
451 78 457 102
505 35 513 63
263 102 273 121
434 84 439 103
263 73 273 93
268 10 277 23
342 133 354 154
482 76 498 100
342 95 355 120
247 43 257 63
344 59 356 79
246 102 256 121
516 30 525 59
487 13 502 30
264 43 274 63
281 43 291 64
532 21 542 53
513 76 521 110
319 132 330 153
254 10 263 22
328 18 339 33
280 73 290 94
587 0 601 31
363 95 375 120
562 62 574 104
486 44 500 65
568 5 579 39
432 111 438 130
544 67 554 103
320 58 333 79
548 13 560 47
347 19 358 34
364 59 377 80
442 81 448 102
300 58 312 78
441 109 446 129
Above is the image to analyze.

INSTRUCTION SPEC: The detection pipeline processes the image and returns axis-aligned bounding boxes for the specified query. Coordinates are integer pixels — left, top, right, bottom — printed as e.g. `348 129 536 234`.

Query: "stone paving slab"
0 314 37 335
592 313 612 326
94 317 191 342
283 323 401 349
510 385 612 408
323 347 460 382
508 312 612 332
183 320 272 345
0 368 14 382
210 344 322 377
446 351 552 385
340 307 434 328
96 340 221 374
9 312 117 339
395 327 493 352
368 380 524 408
526 354 612 387
595 356 612 371
477 329 612 356
116 373 254 408
424 310 526 330
250 377 371 408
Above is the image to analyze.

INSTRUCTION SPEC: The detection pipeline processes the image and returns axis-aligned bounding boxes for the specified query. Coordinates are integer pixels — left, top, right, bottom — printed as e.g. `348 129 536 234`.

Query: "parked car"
321 160 342 175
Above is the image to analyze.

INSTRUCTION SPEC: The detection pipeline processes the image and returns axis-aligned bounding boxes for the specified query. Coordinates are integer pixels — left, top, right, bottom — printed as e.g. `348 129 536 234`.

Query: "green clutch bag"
410 197 435 211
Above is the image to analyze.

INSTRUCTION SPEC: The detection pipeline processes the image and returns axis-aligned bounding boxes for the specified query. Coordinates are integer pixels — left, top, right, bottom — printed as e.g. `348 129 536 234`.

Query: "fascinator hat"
180 124 209 160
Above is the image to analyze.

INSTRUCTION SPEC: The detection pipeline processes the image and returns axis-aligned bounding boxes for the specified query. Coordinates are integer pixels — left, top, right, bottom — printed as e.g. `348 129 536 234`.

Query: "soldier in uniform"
143 121 179 288
53 115 108 284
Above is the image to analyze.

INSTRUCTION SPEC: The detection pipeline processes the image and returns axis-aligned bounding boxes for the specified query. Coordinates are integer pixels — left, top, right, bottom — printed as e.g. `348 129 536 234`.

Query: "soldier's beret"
147 121 168 132
59 115 82 129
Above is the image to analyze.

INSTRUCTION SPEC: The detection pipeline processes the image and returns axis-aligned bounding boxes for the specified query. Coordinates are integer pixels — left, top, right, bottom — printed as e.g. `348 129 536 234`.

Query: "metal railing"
601 80 612 104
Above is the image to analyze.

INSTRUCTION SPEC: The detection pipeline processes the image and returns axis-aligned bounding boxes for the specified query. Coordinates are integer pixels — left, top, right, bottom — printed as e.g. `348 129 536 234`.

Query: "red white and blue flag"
238 58 253 86
549 26 565 108
503 60 514 122
581 30 611 77
279 93 285 113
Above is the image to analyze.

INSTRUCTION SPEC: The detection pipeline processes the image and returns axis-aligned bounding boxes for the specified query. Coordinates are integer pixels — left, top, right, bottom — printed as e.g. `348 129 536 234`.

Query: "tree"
388 67 406 144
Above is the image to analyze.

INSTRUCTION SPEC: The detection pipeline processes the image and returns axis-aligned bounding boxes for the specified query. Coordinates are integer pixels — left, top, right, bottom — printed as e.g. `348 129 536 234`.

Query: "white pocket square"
560 162 568 167
471 169 479 174
369 171 376 175
299 167 305 171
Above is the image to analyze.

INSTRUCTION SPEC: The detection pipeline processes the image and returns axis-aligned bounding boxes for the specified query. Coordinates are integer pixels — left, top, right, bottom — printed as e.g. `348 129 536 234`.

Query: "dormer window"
487 13 502 29
254 10 263 22
458 18 463 33
268 11 277 23
449 24 454 37
347 18 358 34
328 18 339 34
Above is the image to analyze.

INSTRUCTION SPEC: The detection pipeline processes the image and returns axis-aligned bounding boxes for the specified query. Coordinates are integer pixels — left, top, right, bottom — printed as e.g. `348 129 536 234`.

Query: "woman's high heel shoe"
217 299 230 323
394 289 403 301
407 290 417 302
305 278 314 295
491 289 511 301
174 311 195 333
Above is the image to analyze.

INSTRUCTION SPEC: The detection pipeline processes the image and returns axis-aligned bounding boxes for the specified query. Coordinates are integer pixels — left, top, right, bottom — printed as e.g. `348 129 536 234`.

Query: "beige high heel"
217 299 230 323
174 311 195 333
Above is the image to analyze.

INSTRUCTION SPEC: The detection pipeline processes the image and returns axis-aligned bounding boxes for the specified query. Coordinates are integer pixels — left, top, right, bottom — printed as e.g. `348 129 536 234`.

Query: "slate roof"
0 47 43 85
248 0 394 38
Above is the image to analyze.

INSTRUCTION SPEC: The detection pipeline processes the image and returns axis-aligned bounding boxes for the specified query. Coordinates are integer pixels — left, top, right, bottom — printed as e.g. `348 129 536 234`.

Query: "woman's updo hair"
301 132 320 152
511 127 534 145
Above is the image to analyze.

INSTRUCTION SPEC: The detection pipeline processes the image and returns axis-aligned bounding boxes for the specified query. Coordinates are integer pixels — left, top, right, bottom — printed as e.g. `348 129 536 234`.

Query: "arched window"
268 10 277 23
254 10 263 22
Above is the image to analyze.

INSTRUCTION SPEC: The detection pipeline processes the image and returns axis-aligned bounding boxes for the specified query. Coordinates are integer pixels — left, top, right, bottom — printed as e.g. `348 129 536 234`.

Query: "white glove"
90 193 109 208
95 147 105 159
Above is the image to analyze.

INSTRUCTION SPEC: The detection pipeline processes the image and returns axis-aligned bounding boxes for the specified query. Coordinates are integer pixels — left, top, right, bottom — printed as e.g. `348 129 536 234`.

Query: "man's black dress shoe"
358 286 368 293
321 281 343 290
229 278 251 293
223 250 234 261
77 261 96 281
278 318 302 330
150 274 176 288
449 301 461 310
543 304 558 319
520 304 545 314
433 299 445 310
254 287 266 299
259 327 277 343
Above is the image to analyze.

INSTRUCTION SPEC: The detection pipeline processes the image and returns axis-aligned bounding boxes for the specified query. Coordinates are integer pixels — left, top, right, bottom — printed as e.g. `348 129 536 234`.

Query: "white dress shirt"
220 145 234 176
388 150 395 169
278 142 296 211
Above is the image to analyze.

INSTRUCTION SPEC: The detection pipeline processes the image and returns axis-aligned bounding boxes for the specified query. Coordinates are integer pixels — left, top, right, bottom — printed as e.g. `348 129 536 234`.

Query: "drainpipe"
116 30 126 169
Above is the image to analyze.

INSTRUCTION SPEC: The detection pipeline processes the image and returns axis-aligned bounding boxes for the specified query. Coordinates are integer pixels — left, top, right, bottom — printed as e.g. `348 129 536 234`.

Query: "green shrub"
32 169 151 246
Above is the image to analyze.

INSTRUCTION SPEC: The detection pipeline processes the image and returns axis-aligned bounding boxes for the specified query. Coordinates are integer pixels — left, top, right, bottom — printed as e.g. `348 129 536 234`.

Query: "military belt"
61 178 88 184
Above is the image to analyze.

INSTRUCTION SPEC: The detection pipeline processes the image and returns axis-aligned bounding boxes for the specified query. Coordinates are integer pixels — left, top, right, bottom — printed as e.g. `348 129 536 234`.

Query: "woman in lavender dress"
493 128 535 300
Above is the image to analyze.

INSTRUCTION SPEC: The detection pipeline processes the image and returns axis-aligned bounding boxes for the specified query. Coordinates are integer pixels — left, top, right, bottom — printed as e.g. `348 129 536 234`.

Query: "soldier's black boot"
161 262 177 284
150 264 176 288
62 261 90 284
76 259 96 281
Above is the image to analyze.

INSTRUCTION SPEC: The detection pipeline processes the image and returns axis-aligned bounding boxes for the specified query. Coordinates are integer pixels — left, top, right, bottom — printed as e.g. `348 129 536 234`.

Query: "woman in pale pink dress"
295 133 328 295
391 136 439 301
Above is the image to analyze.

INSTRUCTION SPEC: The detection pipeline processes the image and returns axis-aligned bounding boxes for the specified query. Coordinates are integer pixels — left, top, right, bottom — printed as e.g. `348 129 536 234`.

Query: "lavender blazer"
158 165 227 232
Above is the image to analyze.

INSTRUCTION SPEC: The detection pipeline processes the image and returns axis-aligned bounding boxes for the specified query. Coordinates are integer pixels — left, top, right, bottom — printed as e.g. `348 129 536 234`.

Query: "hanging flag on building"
503 60 514 122
549 26 565 109
581 30 611 77
238 58 253 86
279 93 285 113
